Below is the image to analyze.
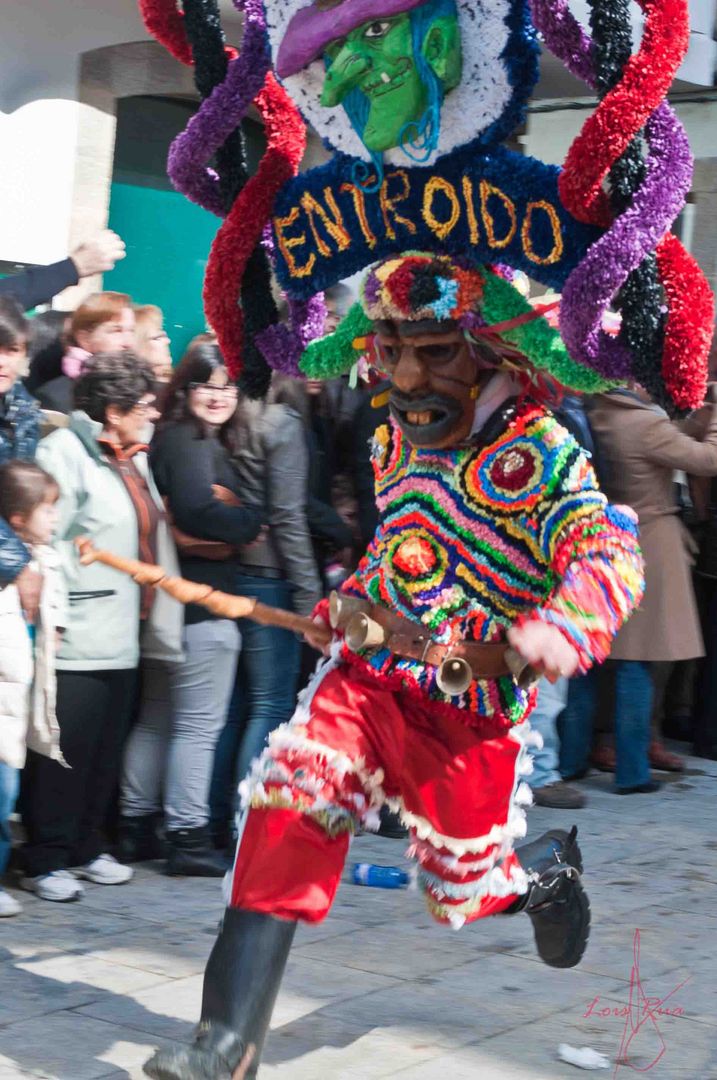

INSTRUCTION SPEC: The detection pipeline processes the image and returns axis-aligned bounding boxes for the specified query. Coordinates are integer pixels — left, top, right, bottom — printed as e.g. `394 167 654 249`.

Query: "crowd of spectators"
1 232 716 918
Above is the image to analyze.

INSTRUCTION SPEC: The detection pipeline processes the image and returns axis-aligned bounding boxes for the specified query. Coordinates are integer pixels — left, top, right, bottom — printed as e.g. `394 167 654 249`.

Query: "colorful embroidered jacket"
338 400 644 729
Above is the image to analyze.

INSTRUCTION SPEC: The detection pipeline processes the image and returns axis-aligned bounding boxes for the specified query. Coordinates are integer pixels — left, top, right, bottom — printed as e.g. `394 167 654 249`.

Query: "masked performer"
144 253 644 1080
136 0 713 1073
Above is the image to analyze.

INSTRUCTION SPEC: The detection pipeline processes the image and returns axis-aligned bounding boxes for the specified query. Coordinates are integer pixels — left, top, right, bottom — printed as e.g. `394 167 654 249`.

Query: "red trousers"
230 661 533 928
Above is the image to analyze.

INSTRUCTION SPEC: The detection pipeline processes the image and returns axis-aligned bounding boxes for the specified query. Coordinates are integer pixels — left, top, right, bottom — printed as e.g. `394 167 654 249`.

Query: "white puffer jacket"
0 545 66 770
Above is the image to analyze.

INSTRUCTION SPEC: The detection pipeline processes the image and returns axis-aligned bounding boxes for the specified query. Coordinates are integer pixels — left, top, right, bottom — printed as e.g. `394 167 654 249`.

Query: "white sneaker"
0 887 23 916
21 870 84 902
75 853 133 885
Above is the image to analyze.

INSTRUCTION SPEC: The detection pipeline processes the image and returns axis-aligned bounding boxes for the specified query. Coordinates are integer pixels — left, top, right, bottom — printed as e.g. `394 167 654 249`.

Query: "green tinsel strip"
480 272 615 394
299 303 373 379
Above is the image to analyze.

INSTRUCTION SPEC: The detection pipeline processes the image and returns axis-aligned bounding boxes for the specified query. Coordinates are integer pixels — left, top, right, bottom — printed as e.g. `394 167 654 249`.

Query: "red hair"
69 292 131 345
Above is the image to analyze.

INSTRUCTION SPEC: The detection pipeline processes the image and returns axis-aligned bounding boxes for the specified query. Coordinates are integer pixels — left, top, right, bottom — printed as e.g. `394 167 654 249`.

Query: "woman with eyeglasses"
21 353 183 903
119 341 264 876
208 371 322 854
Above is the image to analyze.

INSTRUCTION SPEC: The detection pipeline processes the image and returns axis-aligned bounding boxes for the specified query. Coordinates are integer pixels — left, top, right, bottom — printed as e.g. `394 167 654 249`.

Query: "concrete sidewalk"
1 758 716 1079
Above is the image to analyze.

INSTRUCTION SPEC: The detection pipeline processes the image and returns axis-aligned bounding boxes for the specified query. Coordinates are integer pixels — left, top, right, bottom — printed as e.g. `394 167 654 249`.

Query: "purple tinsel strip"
167 0 270 217
256 294 328 376
293 294 328 349
529 0 691 380
254 325 302 375
560 106 692 378
255 224 328 375
529 0 595 85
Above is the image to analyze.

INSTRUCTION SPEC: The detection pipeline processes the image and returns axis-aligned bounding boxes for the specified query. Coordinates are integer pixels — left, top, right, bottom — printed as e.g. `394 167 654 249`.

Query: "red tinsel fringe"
203 73 306 378
138 0 238 66
138 0 194 65
559 0 689 228
558 0 713 408
657 234 714 410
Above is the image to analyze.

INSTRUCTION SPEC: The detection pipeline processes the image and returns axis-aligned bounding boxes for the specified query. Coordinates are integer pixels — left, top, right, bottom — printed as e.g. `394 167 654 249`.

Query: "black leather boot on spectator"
144 908 296 1080
509 826 590 969
211 821 238 857
165 827 232 878
117 814 166 864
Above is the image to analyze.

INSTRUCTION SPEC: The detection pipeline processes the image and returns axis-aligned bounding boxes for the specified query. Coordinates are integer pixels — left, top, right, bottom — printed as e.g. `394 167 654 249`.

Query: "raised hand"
507 621 580 684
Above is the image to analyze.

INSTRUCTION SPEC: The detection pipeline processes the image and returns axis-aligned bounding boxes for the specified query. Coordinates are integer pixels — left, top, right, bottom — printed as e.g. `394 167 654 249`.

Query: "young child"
0 460 65 916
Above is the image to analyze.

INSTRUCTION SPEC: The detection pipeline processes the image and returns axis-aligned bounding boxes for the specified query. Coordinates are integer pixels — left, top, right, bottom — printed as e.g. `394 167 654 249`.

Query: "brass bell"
436 656 474 696
345 612 387 652
505 646 538 689
329 591 370 630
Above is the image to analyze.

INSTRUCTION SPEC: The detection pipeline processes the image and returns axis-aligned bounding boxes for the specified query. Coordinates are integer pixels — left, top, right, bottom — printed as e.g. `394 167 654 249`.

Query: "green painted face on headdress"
321 7 462 155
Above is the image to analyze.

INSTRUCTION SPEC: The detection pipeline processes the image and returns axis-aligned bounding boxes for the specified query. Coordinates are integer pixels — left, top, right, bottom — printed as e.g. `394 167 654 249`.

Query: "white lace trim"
408 837 508 876
421 860 529 902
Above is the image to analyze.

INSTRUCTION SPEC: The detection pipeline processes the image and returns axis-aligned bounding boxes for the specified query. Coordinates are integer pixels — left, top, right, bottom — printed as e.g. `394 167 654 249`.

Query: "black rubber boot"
377 806 409 840
144 908 297 1080
117 814 166 864
165 827 232 878
510 826 590 969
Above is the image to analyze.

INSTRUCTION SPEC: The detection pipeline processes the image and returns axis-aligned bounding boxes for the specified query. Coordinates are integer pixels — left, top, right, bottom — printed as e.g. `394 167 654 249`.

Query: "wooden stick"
75 538 332 645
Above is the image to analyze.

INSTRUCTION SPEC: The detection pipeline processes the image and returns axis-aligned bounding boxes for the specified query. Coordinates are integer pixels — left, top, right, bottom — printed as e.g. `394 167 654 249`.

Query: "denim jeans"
122 620 241 830
209 575 301 832
560 661 653 789
528 677 567 789
0 762 20 876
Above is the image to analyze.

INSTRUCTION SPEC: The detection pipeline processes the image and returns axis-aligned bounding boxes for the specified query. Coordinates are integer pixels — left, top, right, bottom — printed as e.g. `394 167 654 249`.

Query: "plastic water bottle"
352 863 409 889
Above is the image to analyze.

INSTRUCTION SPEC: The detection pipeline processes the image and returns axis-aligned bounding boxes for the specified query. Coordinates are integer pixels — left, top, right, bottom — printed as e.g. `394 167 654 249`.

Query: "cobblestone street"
1 754 716 1079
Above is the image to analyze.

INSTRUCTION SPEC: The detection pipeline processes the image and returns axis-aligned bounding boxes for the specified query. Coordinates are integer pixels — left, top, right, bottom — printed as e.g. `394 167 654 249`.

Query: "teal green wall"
105 179 218 362
103 96 265 365
104 96 219 363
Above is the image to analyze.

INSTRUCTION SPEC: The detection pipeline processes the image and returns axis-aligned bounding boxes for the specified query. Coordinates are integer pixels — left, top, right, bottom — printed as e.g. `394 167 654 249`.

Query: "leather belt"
369 604 515 679
336 597 534 685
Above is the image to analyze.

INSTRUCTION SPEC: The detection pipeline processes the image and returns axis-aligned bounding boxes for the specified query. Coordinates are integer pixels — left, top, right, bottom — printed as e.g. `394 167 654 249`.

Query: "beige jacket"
588 391 717 662
0 545 66 770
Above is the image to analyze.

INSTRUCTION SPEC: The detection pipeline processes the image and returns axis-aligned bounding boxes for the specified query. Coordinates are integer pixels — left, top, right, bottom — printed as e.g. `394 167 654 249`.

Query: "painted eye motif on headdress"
364 21 393 39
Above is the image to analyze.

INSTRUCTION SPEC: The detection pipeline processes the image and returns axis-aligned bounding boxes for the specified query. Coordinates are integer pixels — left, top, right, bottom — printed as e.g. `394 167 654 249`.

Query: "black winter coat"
151 421 263 623
0 258 78 311
36 375 74 415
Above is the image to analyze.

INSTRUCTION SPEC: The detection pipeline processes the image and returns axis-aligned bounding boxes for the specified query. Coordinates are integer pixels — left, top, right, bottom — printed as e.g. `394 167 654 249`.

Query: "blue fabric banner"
271 143 602 297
